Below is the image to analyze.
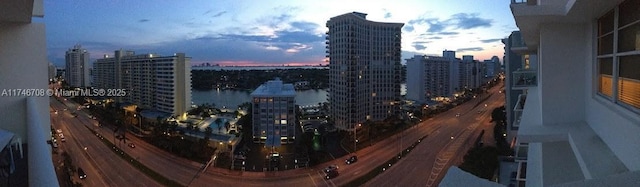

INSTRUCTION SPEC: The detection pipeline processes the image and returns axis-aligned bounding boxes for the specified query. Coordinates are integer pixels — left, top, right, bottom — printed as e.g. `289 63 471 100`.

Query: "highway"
50 97 160 186
48 81 504 187
364 82 504 186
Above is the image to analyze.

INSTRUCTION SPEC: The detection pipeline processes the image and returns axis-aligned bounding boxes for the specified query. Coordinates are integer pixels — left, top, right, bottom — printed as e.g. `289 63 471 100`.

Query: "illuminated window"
596 0 640 111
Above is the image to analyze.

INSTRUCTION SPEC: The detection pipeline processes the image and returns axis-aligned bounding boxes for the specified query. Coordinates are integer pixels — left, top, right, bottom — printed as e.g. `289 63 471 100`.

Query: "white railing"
513 70 537 88
26 97 59 187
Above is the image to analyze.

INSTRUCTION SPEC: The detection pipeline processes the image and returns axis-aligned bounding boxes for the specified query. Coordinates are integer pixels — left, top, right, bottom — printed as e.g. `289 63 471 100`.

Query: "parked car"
128 143 135 148
345 155 358 165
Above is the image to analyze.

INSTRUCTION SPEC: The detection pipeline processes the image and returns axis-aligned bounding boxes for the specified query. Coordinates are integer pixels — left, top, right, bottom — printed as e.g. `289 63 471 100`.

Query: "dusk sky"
42 0 517 67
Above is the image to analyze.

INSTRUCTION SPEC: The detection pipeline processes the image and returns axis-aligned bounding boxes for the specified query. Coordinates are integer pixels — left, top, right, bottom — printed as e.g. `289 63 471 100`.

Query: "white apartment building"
250 78 296 145
326 12 403 131
65 45 90 88
0 0 59 185
93 50 191 117
406 53 460 103
507 0 640 186
459 55 482 90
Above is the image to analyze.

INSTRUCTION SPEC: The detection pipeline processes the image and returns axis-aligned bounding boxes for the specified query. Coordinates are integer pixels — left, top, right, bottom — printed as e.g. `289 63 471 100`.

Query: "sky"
42 0 518 67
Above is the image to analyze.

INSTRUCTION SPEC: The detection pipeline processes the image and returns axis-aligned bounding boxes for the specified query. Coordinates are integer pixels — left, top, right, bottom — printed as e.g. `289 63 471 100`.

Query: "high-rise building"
250 78 296 145
326 12 403 131
505 0 640 186
48 62 56 81
406 52 460 103
65 45 90 87
0 1 59 185
459 55 481 90
93 50 191 117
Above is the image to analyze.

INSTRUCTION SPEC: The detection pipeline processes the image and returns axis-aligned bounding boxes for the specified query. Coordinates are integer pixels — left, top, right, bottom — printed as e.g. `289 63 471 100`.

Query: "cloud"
413 44 427 50
403 25 414 32
479 38 502 43
384 12 392 19
456 47 484 52
406 13 492 35
138 19 149 23
449 13 492 29
212 11 227 18
289 21 320 32
438 32 459 35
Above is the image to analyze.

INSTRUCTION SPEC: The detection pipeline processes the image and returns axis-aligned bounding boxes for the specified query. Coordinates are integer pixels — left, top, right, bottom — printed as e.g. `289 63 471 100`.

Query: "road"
364 83 504 186
49 81 504 187
50 97 160 187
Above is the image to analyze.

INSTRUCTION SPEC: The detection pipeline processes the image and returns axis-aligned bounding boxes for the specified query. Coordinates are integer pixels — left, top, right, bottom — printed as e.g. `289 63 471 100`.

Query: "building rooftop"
250 78 295 97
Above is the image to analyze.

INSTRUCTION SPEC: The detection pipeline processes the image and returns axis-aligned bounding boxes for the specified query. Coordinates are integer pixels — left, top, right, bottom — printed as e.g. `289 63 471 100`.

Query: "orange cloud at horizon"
192 60 328 67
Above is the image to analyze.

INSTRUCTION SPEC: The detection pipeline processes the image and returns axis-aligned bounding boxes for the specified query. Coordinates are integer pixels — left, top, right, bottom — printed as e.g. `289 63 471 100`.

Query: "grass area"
85 127 184 187
343 135 428 187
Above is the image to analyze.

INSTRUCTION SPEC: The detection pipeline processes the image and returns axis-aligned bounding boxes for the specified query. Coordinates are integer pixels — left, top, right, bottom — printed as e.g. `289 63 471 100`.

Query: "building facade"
326 12 403 131
93 50 191 117
406 53 460 103
250 78 296 145
0 0 59 185
508 0 640 186
65 45 90 87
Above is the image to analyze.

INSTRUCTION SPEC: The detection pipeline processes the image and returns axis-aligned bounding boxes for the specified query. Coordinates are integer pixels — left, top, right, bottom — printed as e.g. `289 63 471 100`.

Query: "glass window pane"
618 22 640 52
619 0 640 27
618 55 640 108
598 10 615 35
598 33 614 55
599 58 613 97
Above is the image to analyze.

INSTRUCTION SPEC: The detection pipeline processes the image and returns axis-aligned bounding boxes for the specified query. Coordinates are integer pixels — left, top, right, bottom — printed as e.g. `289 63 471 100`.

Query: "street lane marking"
307 173 318 187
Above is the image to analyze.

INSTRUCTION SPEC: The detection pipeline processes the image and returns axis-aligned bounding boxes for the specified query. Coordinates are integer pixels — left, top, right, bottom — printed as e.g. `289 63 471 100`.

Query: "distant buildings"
459 55 482 90
48 62 56 81
250 78 296 145
93 50 191 117
65 45 91 87
326 12 403 131
406 51 460 103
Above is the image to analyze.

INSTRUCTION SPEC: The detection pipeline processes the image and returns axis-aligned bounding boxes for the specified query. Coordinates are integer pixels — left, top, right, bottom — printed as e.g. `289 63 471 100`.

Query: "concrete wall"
0 22 50 142
538 23 587 125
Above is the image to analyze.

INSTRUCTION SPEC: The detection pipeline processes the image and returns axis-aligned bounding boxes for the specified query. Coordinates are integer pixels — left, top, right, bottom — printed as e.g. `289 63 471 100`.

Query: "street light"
354 123 361 154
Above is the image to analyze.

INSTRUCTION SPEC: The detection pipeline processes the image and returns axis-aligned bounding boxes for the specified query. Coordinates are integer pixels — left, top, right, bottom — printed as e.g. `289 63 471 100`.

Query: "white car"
56 129 62 133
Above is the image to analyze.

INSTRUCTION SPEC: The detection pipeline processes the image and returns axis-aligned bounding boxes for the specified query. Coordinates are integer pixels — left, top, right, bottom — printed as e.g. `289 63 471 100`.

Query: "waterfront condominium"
326 12 403 131
93 50 191 117
65 45 91 87
405 51 460 103
250 78 296 145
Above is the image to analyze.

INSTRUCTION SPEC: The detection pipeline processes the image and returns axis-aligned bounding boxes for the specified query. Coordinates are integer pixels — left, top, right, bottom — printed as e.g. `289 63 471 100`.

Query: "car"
325 170 339 179
128 143 135 148
455 113 460 117
78 167 87 179
60 137 66 142
56 129 62 133
345 155 358 165
52 142 58 148
323 165 338 173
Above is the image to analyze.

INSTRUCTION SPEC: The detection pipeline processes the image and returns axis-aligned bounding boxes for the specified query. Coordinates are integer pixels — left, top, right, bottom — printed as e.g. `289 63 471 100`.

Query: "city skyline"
42 0 516 67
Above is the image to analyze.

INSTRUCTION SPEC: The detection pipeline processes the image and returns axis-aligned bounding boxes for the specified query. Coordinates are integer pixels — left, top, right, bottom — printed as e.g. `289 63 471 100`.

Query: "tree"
459 146 500 180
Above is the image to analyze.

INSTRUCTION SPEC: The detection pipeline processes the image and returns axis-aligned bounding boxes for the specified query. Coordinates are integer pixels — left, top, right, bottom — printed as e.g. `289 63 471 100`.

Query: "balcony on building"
512 70 537 89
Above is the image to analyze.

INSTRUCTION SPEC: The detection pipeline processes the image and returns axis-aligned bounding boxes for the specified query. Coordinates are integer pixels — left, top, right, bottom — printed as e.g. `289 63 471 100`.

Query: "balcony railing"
513 70 537 88
513 110 523 128
514 94 527 111
511 0 537 5
26 97 60 187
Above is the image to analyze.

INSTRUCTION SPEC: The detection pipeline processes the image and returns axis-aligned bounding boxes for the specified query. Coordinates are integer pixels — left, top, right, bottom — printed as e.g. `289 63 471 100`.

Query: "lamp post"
354 123 361 154
134 114 142 136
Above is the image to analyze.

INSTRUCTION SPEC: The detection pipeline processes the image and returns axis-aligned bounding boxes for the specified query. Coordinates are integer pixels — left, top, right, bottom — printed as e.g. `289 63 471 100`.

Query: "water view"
192 84 406 108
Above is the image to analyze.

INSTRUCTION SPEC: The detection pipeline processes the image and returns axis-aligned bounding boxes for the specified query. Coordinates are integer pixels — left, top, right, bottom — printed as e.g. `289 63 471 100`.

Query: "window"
597 0 640 111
